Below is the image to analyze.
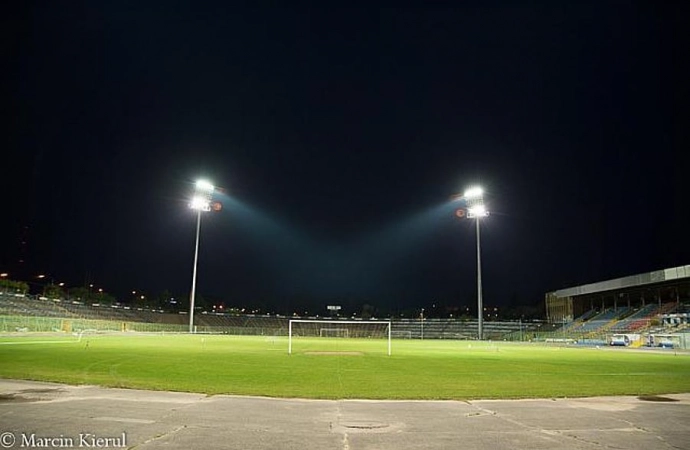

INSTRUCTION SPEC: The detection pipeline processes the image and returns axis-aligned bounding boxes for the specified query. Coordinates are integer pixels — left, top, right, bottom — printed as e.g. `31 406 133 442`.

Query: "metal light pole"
0 273 7 294
464 186 488 341
420 308 425 340
189 209 202 333
189 180 215 334
475 216 483 340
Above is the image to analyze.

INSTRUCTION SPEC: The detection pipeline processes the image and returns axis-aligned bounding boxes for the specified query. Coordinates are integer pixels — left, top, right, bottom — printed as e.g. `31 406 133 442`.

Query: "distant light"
195 180 214 193
464 186 483 199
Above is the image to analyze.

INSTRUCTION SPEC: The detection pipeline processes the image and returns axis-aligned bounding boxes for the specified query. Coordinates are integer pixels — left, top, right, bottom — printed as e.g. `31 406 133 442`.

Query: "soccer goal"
288 319 392 355
319 328 349 338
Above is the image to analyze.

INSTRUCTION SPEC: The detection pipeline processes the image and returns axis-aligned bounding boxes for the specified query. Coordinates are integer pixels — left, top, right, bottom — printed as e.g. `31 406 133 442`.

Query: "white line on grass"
0 340 79 345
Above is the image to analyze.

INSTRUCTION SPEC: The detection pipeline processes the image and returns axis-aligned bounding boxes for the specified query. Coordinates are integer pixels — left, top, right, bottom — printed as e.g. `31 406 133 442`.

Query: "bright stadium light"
188 179 215 333
190 195 211 211
464 186 484 199
467 204 488 218
196 179 214 193
457 185 489 340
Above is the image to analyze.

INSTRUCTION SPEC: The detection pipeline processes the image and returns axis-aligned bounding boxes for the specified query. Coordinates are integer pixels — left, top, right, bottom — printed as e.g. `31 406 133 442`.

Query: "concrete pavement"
1 379 689 449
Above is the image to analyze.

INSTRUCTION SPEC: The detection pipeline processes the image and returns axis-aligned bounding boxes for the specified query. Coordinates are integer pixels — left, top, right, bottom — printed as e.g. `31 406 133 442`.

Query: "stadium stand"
0 294 77 318
609 304 658 332
1 293 536 340
572 308 629 333
386 318 528 340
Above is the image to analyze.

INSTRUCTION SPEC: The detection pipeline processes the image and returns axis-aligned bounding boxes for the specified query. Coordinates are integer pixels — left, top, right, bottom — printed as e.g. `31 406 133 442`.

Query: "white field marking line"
0 340 80 345
0 330 91 345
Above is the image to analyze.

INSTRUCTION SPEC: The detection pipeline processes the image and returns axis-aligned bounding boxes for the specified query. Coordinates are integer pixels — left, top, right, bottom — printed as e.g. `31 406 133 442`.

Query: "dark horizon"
3 3 688 317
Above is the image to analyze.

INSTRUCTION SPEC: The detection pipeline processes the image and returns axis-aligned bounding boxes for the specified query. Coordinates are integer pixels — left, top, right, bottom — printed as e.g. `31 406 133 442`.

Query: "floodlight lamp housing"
195 180 215 193
467 204 489 218
464 186 483 199
190 195 211 211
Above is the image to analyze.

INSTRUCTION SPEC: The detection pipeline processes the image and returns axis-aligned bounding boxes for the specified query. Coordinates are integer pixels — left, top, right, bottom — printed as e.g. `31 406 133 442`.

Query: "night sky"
3 2 688 316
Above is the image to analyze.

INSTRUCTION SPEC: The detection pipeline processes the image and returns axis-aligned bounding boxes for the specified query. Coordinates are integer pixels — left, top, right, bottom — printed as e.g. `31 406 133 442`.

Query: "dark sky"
3 2 688 315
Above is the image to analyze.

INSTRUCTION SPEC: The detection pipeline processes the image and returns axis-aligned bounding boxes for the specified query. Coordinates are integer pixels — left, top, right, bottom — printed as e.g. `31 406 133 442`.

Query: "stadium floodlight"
188 179 215 333
196 179 215 193
464 186 484 199
467 204 488 218
190 195 211 211
457 185 489 340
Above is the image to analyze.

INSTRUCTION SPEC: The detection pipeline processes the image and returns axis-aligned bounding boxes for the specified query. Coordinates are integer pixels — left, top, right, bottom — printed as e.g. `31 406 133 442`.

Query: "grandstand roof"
550 265 690 299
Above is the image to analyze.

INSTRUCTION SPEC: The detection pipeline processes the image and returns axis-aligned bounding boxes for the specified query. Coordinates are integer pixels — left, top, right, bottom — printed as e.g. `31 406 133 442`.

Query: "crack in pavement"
129 425 186 449
465 402 654 449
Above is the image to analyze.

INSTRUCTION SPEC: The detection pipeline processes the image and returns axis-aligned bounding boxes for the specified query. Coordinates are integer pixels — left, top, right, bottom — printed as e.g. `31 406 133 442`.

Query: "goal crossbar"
288 319 391 355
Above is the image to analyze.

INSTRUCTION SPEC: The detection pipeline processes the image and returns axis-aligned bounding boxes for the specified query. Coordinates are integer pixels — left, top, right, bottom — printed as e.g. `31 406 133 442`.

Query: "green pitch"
0 334 688 400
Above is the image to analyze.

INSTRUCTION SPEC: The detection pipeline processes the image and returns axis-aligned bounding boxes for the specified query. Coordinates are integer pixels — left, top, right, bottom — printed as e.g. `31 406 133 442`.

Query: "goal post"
319 328 349 338
288 319 392 356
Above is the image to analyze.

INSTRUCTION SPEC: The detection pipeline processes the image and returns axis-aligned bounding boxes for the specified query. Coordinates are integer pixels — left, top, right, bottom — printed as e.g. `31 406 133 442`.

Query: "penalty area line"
0 339 79 345
0 340 82 345
0 330 92 345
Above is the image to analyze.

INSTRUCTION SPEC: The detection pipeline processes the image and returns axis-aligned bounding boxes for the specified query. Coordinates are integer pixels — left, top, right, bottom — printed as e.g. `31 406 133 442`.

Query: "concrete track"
1 380 689 449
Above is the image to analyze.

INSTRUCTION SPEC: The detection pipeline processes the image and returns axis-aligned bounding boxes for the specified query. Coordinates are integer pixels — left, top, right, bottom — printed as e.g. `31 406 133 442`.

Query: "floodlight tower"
188 179 214 333
464 186 489 340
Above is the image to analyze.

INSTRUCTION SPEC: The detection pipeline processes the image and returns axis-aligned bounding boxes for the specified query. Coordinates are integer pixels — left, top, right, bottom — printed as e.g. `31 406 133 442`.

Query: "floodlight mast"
463 186 488 341
189 179 214 334
475 215 483 341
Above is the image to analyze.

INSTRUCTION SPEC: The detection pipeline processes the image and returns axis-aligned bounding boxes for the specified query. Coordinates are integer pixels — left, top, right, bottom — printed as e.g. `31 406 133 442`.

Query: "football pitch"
1 334 688 400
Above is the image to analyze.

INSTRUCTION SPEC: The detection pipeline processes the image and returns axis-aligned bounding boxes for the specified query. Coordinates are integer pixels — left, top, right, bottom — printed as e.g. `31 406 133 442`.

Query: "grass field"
1 333 689 400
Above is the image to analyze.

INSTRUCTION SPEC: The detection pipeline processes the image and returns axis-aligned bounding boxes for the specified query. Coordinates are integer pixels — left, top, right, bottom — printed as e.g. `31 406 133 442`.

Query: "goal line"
288 319 392 356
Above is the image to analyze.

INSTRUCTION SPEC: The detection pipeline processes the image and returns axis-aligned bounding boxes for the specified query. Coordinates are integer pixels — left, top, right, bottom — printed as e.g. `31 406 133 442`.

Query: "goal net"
288 319 391 355
319 328 349 338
